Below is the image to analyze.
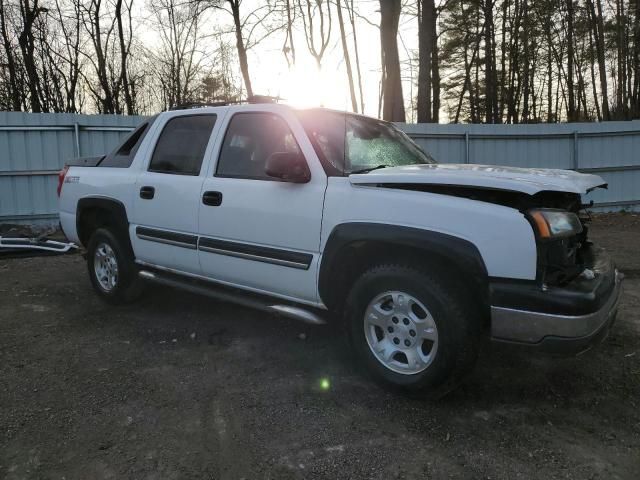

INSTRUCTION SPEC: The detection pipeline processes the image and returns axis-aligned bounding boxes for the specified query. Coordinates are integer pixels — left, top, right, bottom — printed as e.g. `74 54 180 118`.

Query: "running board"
138 270 327 325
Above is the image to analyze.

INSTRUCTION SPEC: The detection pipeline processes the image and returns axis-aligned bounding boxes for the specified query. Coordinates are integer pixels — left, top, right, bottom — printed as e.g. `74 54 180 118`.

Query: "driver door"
197 109 326 304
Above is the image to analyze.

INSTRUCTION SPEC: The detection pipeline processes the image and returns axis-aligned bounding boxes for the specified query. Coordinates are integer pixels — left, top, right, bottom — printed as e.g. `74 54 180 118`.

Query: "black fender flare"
76 197 130 247
318 223 489 310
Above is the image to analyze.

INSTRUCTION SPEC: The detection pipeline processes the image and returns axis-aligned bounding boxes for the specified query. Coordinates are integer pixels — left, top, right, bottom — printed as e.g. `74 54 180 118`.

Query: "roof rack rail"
170 95 285 111
246 95 283 104
169 101 230 110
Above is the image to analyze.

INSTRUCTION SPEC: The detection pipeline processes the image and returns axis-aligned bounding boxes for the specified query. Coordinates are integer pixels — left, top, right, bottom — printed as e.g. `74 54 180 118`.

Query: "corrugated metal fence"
1 112 639 226
398 121 640 211
0 112 145 225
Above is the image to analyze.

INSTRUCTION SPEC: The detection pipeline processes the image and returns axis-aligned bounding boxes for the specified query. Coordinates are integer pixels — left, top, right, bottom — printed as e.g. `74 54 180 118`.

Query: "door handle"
202 191 223 206
140 186 155 199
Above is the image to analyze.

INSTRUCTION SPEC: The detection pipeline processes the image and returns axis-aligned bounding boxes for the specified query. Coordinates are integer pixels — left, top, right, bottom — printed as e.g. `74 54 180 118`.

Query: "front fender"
318 222 489 309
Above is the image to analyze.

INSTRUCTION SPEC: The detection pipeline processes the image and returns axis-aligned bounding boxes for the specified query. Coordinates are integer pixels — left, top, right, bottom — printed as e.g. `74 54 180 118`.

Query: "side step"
138 270 328 325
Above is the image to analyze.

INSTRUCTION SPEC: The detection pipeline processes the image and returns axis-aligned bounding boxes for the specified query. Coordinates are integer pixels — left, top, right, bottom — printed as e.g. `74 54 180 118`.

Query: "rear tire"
345 264 480 396
87 228 142 304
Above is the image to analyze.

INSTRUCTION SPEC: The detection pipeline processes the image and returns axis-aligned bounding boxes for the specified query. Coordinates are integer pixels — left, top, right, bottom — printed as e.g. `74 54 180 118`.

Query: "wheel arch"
318 223 490 318
76 197 131 250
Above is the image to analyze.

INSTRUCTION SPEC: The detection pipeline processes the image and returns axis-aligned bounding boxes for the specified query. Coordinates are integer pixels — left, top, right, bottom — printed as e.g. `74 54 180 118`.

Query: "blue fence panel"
398 121 640 211
0 112 146 224
1 112 639 227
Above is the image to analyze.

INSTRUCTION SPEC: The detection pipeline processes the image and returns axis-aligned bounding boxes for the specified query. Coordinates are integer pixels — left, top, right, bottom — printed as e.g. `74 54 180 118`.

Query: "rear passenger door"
130 113 220 274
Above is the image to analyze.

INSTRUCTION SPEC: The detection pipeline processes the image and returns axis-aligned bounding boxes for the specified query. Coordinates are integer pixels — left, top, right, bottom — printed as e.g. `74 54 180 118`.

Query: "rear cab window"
100 116 156 168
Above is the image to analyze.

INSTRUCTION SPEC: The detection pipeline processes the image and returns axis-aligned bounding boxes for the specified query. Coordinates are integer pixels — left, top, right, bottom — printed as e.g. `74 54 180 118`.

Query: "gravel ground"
1 214 639 479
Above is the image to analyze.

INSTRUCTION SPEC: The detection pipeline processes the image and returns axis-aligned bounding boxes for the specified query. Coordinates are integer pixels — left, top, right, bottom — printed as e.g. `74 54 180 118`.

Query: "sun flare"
275 62 349 110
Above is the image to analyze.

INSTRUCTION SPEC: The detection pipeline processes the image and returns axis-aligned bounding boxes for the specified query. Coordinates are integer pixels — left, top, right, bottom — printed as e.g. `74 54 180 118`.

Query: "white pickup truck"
58 102 623 393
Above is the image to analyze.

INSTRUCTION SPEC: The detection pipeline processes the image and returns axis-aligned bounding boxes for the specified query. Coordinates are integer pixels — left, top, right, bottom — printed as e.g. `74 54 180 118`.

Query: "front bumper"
490 248 623 354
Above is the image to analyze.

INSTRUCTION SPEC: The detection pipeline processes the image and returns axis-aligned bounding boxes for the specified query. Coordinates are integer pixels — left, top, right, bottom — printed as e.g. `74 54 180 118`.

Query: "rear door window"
148 115 217 175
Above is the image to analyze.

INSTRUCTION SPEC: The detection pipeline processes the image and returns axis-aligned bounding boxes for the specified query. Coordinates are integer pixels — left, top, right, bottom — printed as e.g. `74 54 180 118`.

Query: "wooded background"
0 0 639 123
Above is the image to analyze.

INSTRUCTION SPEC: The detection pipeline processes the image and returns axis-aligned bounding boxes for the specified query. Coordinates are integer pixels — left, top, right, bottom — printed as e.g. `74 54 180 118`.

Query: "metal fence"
0 112 146 225
1 112 639 227
398 121 640 211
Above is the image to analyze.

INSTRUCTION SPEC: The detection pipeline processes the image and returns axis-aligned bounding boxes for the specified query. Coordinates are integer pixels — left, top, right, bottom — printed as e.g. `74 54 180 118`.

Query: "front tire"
345 264 480 395
87 228 142 304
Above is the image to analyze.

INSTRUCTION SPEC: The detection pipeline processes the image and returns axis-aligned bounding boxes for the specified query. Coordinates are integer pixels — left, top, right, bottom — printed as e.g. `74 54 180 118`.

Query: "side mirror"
265 152 311 183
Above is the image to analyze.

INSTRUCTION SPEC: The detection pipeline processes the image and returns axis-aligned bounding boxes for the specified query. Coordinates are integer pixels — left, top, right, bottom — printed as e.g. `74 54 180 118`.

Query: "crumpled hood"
349 163 607 195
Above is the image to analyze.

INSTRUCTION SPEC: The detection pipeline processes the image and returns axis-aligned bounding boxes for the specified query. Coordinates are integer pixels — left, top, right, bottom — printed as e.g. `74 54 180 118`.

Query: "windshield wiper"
350 164 390 175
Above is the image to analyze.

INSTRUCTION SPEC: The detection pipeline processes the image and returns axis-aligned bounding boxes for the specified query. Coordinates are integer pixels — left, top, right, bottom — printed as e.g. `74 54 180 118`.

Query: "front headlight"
528 209 583 239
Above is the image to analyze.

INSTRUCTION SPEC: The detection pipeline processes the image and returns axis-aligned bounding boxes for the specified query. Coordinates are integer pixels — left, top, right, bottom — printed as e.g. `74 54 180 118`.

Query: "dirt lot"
1 214 639 479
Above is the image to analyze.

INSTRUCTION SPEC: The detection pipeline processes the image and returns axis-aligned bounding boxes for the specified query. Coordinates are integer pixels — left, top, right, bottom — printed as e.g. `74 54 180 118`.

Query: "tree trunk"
116 0 134 114
283 0 296 66
18 0 43 112
431 19 440 122
588 23 602 121
483 0 498 123
345 0 364 113
417 0 435 122
545 9 554 122
336 0 358 112
91 0 116 113
379 0 405 121
455 36 478 123
506 0 521 124
634 0 640 116
229 0 253 98
588 0 610 120
615 0 627 117
521 0 530 122
566 0 576 121
498 0 509 121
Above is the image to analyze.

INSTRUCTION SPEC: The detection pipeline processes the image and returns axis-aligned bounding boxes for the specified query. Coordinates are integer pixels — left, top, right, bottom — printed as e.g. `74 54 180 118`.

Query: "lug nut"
388 326 394 333
403 318 410 325
392 317 399 324
393 337 400 345
404 339 411 347
409 330 416 337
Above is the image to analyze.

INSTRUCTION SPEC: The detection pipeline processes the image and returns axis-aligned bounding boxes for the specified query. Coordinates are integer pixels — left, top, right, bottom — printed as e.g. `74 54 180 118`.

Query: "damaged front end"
385 183 601 288
403 183 623 354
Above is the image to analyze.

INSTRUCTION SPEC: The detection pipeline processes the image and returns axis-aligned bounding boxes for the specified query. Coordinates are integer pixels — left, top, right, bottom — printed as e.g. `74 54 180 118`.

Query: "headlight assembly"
528 209 583 240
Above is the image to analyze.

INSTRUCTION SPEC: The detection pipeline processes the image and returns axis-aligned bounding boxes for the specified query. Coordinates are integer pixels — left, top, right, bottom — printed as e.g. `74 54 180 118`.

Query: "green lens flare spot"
319 377 330 391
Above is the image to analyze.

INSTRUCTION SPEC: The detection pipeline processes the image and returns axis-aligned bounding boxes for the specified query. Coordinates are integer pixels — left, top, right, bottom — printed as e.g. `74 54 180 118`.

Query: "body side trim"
198 236 312 270
135 226 198 249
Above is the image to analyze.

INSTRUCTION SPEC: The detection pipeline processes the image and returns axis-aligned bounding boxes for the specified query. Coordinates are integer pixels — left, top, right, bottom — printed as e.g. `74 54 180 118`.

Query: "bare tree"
565 0 576 121
80 0 118 112
336 0 357 111
150 0 206 109
417 0 435 122
227 0 252 97
343 0 364 113
0 0 23 110
51 0 83 112
297 0 332 69
282 0 296 67
200 1 284 99
18 0 47 112
586 0 609 120
379 0 405 122
115 0 135 114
